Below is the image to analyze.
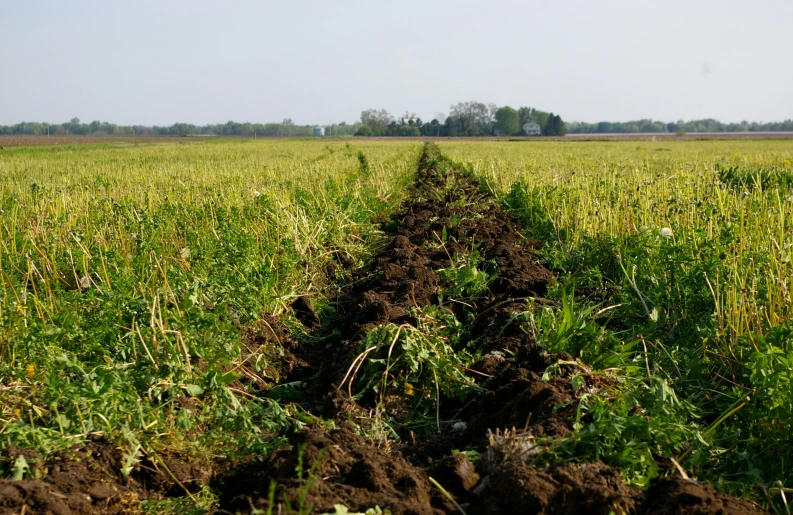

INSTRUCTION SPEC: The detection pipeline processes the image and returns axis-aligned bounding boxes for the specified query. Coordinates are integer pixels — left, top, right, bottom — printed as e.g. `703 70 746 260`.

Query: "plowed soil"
0 143 765 514
0 439 211 514
211 144 764 515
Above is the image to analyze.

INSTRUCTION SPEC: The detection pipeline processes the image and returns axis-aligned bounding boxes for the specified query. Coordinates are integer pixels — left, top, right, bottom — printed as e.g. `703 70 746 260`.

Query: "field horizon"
2 131 793 148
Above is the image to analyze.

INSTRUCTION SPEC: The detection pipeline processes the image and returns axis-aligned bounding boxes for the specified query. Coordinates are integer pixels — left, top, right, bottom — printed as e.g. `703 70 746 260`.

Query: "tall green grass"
0 140 419 466
442 140 793 497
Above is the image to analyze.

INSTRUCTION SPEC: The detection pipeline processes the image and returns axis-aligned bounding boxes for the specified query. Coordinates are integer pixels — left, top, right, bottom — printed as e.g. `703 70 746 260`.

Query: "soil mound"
471 461 640 514
0 439 211 515
642 477 763 515
215 426 440 515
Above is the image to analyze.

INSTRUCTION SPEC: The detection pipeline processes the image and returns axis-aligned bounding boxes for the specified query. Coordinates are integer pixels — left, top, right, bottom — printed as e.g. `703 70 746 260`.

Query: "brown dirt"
642 477 763 515
214 425 442 515
0 143 766 514
235 313 310 392
472 461 641 514
0 438 212 515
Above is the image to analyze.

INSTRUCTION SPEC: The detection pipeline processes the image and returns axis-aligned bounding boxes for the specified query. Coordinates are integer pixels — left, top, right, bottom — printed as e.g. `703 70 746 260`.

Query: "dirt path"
212 144 765 514
0 144 765 514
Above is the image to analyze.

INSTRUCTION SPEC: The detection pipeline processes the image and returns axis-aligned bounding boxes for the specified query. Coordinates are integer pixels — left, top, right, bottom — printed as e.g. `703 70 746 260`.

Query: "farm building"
313 126 325 136
523 122 541 136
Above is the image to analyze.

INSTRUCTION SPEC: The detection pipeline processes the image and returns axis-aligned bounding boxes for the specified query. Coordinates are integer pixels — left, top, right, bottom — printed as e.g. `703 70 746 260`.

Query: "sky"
2 0 791 126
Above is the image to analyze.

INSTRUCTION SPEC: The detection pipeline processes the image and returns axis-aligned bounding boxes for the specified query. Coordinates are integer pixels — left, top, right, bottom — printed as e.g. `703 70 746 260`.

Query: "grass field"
1 138 792 513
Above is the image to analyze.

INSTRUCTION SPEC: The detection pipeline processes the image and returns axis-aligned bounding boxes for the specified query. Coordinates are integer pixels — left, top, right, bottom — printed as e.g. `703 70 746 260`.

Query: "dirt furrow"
213 143 764 514
0 143 765 515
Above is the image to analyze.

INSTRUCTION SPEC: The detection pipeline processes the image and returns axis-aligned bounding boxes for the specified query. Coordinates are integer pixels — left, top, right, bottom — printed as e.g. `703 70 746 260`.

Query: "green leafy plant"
11 455 29 481
437 252 491 305
341 307 481 431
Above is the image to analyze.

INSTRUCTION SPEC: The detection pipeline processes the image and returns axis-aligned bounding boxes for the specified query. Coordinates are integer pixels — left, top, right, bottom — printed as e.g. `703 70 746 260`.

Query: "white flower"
660 227 674 239
253 190 261 198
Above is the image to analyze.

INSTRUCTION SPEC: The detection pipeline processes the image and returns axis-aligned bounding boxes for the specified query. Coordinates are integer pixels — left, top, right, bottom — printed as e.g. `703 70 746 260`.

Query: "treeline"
354 102 565 137
0 118 359 137
7 115 789 139
567 118 793 134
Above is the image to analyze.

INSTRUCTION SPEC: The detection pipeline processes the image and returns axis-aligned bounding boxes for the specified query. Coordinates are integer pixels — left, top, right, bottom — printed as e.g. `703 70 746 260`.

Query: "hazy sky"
2 0 791 126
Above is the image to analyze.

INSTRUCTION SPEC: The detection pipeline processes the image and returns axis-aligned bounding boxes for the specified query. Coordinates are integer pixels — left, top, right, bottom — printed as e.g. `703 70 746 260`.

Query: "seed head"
660 227 674 239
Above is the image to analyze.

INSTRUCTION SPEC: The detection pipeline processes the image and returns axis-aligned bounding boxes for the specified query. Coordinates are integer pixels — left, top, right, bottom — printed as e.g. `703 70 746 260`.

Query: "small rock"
89 482 115 501
0 484 20 498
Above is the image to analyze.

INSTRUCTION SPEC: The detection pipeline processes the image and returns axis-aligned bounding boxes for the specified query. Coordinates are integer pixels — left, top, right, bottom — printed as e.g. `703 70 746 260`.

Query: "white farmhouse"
522 122 541 136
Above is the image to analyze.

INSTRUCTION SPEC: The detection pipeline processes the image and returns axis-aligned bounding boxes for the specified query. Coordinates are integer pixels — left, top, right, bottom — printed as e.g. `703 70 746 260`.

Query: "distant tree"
281 118 294 136
420 119 442 137
517 107 533 128
534 110 550 130
542 113 566 136
449 101 492 136
444 117 459 137
487 103 498 127
555 114 567 136
494 106 520 136
430 118 442 136
400 125 420 137
596 121 612 133
566 117 793 134
360 109 393 136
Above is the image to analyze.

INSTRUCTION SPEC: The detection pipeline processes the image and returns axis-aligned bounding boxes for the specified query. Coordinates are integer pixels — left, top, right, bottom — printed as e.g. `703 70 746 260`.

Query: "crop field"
0 136 214 148
1 138 792 514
